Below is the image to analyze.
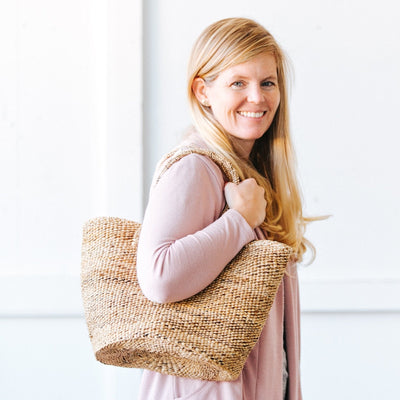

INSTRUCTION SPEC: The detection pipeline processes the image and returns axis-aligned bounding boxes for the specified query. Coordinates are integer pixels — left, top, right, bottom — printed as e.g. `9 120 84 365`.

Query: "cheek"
212 100 238 122
276 95 281 110
269 93 281 114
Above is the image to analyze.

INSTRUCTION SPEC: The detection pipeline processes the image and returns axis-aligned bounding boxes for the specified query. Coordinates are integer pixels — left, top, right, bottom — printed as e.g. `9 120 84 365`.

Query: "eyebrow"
228 74 278 81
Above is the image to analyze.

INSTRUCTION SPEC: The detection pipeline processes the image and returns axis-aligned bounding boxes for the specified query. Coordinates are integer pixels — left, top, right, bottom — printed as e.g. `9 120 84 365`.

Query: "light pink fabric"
136 137 302 400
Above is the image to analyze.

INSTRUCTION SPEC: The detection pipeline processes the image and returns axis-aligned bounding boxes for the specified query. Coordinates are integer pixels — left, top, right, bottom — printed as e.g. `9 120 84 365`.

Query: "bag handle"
153 146 241 187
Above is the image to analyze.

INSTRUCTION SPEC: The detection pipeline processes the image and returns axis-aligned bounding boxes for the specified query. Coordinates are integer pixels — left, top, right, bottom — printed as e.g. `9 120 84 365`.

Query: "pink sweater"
136 140 302 400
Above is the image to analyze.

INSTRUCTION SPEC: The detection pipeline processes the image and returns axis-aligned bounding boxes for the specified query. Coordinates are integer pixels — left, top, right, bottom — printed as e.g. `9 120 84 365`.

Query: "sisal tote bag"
81 147 293 381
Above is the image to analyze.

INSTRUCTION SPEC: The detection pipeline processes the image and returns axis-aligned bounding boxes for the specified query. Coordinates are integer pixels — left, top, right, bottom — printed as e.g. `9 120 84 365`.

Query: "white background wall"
1 0 399 399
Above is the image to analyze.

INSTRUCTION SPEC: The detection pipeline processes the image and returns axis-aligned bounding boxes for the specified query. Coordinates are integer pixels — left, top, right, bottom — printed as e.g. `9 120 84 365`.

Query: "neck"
230 137 254 160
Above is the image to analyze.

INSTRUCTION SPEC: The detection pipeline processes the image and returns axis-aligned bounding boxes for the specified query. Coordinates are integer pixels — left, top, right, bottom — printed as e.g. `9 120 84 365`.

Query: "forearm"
137 209 255 303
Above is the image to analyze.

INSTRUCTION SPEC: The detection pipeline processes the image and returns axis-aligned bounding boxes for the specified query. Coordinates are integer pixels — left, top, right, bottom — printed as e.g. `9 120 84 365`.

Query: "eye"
231 81 245 88
261 80 276 88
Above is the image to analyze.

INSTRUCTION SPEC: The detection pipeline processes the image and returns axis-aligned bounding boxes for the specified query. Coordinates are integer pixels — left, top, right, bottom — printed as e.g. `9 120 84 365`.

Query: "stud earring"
202 99 210 107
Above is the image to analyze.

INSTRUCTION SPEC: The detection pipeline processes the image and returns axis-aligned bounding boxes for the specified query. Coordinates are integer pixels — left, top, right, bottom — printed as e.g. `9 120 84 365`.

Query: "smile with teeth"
238 111 265 118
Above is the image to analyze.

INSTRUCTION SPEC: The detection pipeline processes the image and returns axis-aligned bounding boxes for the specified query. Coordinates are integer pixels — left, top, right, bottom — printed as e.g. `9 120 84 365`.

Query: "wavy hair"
187 17 315 262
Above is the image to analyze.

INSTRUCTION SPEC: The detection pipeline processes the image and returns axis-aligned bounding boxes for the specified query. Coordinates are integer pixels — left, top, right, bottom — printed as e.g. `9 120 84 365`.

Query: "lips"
238 111 265 118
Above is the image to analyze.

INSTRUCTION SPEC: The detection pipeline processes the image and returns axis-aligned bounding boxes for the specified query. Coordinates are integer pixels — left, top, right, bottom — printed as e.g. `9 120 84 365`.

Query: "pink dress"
136 137 302 400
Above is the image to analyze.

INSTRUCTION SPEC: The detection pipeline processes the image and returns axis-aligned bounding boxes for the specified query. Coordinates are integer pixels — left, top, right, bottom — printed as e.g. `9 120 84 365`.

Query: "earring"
202 99 210 107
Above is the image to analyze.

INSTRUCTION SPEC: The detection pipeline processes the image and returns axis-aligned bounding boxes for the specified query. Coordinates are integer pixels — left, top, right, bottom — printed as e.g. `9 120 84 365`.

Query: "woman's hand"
224 178 266 229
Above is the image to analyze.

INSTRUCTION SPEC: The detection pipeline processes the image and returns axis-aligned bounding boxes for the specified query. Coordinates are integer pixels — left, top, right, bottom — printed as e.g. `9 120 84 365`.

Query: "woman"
137 17 311 400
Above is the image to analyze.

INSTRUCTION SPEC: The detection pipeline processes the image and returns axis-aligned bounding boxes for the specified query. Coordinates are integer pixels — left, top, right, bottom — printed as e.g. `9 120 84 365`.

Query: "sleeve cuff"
224 208 257 243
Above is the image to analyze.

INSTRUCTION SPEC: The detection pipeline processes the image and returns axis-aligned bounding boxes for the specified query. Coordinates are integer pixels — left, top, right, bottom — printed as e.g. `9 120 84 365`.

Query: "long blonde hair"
187 17 314 262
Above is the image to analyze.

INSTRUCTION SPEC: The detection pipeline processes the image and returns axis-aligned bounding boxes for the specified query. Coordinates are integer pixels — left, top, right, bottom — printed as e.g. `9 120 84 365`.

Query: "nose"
247 84 264 104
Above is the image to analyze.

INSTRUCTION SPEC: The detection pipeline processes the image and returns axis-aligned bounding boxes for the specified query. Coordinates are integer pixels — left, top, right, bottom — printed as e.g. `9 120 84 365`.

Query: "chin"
241 132 266 140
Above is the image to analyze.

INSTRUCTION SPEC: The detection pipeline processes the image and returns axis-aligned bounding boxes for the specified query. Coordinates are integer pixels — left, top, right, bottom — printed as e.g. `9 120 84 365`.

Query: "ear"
192 77 209 106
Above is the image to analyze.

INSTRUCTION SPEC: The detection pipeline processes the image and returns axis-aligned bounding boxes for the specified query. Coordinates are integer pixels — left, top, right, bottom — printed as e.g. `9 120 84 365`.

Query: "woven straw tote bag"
81 147 293 381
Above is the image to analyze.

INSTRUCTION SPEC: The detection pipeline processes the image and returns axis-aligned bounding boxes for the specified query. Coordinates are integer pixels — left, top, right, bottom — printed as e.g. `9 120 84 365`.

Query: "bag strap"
153 146 241 188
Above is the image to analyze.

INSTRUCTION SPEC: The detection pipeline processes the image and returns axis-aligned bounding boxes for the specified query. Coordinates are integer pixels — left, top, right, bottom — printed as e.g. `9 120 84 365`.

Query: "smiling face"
193 53 281 158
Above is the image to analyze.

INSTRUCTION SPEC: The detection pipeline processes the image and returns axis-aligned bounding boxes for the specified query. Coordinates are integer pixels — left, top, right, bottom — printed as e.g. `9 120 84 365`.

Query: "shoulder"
156 152 226 190
148 152 227 225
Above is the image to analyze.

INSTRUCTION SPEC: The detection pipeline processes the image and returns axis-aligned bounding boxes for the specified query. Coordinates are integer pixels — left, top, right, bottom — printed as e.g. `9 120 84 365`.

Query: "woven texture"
81 147 293 381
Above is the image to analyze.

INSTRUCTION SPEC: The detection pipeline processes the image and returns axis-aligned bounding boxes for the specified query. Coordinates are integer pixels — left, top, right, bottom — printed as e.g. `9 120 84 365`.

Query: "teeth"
238 111 264 118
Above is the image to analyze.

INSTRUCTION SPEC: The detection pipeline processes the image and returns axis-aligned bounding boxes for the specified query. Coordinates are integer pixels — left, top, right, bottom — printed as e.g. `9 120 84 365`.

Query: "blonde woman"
137 17 311 400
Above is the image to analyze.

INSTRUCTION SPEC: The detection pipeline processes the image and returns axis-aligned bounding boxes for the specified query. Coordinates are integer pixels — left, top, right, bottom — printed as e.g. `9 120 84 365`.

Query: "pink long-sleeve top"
136 137 302 400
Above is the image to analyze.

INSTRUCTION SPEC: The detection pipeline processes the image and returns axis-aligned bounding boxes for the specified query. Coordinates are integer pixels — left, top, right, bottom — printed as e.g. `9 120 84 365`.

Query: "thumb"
224 181 236 194
224 182 238 206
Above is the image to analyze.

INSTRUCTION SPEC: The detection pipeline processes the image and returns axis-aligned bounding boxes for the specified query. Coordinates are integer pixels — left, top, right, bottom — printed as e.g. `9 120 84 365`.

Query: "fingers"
224 179 266 229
